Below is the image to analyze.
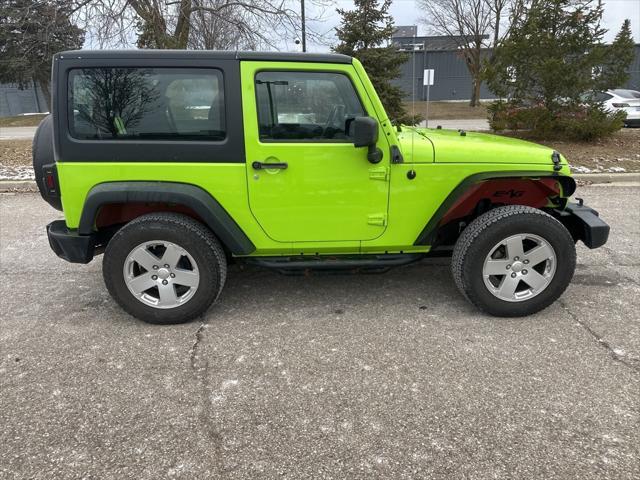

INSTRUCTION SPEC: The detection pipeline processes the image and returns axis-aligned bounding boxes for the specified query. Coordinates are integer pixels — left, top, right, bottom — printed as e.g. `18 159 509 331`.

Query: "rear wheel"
103 213 226 324
451 205 576 317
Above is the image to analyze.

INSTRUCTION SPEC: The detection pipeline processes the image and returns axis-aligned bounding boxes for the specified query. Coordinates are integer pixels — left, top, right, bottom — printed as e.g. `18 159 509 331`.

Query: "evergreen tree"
0 0 85 108
486 0 635 111
333 0 418 124
595 19 636 92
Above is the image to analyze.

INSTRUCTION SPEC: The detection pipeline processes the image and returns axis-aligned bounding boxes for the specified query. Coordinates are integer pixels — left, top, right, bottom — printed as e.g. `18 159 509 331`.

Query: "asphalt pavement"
1 187 639 479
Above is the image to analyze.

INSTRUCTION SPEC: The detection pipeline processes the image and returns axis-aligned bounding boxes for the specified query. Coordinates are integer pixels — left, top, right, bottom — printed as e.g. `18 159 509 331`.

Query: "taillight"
611 103 630 108
42 164 59 196
45 172 55 189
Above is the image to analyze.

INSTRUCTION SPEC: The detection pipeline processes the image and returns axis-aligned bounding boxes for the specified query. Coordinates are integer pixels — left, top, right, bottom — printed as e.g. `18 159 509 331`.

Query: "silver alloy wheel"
123 240 200 309
482 233 556 302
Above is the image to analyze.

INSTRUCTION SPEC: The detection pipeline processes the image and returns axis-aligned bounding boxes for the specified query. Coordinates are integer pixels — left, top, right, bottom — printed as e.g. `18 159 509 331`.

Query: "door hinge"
367 213 387 226
368 166 389 181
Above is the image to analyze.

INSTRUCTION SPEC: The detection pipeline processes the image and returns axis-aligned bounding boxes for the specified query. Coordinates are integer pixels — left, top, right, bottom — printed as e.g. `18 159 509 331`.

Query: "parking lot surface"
1 187 639 479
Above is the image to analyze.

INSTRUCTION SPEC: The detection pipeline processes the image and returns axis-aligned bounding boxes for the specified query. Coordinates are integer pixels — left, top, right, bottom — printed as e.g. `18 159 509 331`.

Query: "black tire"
451 205 576 317
103 212 227 324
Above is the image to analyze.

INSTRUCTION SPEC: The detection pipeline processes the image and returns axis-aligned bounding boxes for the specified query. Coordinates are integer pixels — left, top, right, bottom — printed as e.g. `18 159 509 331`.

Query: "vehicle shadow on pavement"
212 258 475 324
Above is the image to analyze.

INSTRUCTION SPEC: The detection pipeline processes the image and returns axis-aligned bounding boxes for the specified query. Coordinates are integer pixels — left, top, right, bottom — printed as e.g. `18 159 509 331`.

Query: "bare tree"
418 0 524 106
189 0 258 50
72 0 330 50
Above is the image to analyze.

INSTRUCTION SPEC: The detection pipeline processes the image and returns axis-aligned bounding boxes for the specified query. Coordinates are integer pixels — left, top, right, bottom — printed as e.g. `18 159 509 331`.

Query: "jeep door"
241 62 390 243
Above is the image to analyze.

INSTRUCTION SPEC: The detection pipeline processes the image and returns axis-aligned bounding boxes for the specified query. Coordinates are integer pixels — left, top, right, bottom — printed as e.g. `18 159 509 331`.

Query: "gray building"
394 48 496 102
392 28 640 102
626 44 640 90
0 81 49 117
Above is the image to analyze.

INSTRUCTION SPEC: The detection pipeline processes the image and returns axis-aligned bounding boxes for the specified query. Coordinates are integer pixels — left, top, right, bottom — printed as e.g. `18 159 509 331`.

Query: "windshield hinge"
368 166 389 181
391 145 404 164
367 213 387 226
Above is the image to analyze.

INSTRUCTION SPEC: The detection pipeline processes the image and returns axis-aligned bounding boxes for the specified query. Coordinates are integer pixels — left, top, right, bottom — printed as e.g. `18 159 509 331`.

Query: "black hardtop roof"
56 49 352 64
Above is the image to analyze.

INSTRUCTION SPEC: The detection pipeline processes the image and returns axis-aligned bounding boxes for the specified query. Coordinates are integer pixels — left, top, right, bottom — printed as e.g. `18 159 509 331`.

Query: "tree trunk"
130 1 171 48
465 47 483 107
37 78 51 111
174 0 192 48
470 77 482 107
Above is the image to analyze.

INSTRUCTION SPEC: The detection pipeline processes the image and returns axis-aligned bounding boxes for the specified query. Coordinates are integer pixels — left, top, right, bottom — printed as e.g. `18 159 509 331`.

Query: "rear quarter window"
68 67 225 141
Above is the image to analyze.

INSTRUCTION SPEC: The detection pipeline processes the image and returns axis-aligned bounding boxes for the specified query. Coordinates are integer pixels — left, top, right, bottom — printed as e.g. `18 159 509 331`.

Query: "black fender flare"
32 115 63 210
414 171 576 246
78 181 255 255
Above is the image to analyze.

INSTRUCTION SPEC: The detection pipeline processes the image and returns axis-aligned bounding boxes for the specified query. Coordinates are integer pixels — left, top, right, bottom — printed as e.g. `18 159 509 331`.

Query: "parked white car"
598 89 640 127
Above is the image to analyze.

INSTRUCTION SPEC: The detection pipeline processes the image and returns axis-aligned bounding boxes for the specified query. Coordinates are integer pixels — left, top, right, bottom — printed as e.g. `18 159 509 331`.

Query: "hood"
395 127 435 163
398 127 565 166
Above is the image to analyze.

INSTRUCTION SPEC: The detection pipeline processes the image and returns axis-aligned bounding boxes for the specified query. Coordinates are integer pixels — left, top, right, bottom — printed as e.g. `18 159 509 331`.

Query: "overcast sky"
303 0 640 52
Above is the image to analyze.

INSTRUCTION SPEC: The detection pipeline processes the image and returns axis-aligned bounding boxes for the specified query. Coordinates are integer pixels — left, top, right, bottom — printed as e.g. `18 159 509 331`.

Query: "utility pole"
301 0 307 52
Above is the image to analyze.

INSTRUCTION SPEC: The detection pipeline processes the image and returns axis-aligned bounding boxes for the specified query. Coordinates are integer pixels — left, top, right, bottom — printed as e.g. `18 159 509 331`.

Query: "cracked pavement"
1 187 639 479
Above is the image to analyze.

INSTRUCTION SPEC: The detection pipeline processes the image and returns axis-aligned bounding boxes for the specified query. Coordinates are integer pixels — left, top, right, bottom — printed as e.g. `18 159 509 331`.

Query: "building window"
69 68 225 141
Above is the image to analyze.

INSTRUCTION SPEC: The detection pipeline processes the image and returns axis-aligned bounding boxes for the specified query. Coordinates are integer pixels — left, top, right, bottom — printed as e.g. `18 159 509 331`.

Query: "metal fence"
0 81 48 117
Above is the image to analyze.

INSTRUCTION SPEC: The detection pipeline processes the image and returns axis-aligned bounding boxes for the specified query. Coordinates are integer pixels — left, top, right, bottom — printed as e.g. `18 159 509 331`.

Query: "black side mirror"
352 116 377 147
352 116 383 164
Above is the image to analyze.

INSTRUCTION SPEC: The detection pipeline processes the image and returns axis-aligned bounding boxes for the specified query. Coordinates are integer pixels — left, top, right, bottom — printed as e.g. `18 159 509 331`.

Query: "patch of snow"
0 165 35 180
571 165 593 174
570 165 628 174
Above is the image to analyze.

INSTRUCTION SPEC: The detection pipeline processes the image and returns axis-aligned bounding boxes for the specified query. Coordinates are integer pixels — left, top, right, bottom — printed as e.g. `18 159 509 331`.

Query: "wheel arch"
414 172 577 248
79 181 255 255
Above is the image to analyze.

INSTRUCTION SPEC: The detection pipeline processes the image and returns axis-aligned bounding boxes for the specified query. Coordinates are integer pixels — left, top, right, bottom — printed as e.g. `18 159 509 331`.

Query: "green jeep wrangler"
34 50 609 324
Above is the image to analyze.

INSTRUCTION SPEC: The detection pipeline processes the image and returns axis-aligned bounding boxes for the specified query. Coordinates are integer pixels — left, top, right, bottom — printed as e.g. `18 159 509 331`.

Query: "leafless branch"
418 0 524 105
71 0 331 50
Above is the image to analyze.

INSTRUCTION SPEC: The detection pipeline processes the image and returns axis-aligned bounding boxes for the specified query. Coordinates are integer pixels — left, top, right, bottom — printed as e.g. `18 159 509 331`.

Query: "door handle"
252 161 288 170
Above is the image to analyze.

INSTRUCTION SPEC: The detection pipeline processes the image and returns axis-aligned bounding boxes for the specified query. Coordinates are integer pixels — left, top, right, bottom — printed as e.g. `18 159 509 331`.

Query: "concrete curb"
572 173 640 184
0 180 38 192
1 173 639 194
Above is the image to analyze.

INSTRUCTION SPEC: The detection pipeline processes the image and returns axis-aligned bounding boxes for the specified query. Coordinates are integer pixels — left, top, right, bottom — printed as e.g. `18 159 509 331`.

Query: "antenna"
411 33 417 122
411 30 417 161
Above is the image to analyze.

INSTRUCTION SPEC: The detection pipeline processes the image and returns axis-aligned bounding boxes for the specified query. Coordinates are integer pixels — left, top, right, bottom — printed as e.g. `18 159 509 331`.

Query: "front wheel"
103 212 227 324
451 205 576 317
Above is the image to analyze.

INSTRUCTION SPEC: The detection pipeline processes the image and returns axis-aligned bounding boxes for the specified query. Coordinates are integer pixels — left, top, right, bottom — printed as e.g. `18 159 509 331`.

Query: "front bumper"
47 220 96 264
556 202 610 249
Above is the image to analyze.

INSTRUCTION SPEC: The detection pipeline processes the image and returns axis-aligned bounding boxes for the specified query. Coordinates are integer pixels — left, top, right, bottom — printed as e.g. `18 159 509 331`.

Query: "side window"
69 68 225 141
594 92 613 102
255 71 366 142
